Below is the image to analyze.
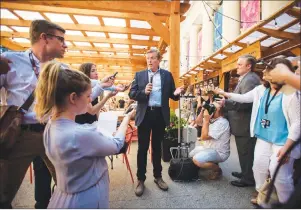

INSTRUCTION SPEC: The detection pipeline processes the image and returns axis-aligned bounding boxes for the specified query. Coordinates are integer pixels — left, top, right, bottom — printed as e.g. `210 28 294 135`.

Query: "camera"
202 102 216 115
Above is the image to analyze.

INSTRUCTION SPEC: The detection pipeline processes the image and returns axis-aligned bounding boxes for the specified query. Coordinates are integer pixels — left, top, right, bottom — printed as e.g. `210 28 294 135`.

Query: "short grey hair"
239 54 256 71
146 48 161 60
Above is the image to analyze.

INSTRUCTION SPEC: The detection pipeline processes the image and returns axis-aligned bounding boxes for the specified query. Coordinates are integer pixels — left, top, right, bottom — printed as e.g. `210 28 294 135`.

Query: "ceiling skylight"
131 35 149 40
116 52 130 56
73 41 91 46
130 20 151 29
65 30 84 36
153 36 161 41
1 9 18 19
108 33 128 39
44 13 74 23
67 50 80 53
112 44 129 48
85 31 106 37
82 50 98 54
0 25 13 32
74 15 100 25
132 45 148 49
65 41 73 46
11 26 30 32
14 10 45 20
11 38 30 43
133 53 145 56
94 43 111 48
261 37 282 47
102 17 126 27
99 52 113 56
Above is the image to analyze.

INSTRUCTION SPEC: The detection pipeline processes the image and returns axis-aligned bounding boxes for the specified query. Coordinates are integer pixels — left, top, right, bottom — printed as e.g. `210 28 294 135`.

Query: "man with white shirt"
222 55 261 187
0 19 68 209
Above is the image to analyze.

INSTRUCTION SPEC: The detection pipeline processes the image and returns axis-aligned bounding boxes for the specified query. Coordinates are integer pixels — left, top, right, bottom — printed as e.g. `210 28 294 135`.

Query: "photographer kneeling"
189 101 231 180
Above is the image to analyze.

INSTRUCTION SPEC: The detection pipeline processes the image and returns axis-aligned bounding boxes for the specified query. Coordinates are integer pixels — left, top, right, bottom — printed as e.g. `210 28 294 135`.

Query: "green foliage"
166 110 186 132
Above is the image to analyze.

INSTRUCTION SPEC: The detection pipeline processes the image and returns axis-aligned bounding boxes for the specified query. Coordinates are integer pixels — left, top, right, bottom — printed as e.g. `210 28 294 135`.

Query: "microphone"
150 74 154 84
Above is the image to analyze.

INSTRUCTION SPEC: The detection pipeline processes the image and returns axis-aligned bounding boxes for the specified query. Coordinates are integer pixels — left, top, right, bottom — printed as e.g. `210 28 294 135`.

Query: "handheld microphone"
150 75 154 84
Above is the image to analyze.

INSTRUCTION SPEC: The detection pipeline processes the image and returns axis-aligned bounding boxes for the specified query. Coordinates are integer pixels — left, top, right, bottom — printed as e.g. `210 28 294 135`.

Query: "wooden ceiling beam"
8 1 173 15
0 18 157 36
285 7 301 19
142 12 170 45
1 31 158 46
262 40 300 59
0 38 25 51
257 27 298 40
58 57 146 66
1 2 169 22
64 53 145 61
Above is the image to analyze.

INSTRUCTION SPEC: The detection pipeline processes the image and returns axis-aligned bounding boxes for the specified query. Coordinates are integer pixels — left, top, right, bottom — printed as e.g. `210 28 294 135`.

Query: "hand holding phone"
111 72 118 79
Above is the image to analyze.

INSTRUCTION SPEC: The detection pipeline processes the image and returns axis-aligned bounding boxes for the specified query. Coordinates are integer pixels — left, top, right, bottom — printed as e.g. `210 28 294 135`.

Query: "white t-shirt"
197 117 231 161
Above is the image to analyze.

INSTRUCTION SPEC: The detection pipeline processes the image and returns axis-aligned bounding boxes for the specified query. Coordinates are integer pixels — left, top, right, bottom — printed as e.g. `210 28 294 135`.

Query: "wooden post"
168 9 180 111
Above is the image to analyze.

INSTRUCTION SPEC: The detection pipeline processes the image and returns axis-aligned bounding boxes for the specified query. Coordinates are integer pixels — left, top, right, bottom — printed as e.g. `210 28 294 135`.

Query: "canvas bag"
257 177 279 208
0 92 34 159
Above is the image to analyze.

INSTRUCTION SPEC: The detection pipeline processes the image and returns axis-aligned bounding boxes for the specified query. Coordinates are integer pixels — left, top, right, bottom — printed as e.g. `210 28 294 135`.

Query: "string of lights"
203 1 264 24
201 1 231 45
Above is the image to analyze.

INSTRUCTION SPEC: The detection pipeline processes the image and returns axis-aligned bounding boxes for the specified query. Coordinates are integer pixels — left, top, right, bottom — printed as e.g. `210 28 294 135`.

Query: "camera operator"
189 101 231 180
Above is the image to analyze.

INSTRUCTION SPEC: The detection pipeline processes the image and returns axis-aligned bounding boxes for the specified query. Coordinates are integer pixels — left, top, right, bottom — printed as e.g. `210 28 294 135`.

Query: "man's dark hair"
239 54 257 71
30 19 65 44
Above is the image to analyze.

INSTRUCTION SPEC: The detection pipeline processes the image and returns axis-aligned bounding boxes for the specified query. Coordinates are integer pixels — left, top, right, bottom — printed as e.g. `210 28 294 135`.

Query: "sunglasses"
46 33 65 44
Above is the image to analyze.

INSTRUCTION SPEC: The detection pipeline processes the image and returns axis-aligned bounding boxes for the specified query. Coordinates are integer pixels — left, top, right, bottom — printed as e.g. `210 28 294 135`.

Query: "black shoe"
231 172 243 179
231 179 255 187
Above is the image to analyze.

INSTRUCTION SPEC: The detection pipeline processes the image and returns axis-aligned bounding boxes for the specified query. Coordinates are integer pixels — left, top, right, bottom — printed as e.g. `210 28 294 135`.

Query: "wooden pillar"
169 11 180 110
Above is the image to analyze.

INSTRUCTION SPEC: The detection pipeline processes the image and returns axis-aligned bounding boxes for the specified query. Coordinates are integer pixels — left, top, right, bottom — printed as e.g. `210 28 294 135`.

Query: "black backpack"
168 157 199 181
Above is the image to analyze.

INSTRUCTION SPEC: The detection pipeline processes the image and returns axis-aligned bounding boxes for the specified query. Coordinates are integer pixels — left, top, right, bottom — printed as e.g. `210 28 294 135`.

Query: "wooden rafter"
142 12 170 45
257 27 298 40
0 18 157 36
1 31 158 46
8 1 189 16
0 38 25 51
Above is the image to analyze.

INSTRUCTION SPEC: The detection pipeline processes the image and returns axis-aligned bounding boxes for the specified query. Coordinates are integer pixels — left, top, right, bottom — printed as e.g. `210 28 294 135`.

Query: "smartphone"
111 72 118 78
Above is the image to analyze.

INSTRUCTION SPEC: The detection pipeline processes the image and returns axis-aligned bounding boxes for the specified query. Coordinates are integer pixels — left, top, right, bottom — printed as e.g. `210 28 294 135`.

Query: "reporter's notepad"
97 111 118 136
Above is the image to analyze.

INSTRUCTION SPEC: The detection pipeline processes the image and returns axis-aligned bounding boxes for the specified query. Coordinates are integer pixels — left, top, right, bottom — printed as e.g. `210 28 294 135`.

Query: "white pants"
253 138 295 203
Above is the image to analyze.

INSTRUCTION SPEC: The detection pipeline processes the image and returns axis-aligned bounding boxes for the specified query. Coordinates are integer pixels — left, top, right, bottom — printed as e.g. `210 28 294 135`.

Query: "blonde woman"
215 58 300 204
34 62 135 208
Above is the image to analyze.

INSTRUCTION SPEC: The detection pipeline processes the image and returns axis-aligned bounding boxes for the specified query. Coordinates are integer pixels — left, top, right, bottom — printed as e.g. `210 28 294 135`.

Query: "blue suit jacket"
129 69 179 127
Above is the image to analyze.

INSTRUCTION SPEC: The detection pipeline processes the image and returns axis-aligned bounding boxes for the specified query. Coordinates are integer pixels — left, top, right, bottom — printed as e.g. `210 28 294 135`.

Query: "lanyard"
264 88 280 115
29 52 39 78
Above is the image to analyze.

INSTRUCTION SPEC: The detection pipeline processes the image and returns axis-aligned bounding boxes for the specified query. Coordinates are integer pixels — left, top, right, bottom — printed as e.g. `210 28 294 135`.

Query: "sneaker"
154 178 168 191
135 181 145 197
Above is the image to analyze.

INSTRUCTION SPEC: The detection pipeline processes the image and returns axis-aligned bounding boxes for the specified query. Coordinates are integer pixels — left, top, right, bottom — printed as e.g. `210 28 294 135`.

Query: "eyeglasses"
46 33 65 44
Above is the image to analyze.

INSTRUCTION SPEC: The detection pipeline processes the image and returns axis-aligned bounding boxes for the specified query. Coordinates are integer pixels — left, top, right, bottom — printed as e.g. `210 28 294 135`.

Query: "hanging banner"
222 41 261 73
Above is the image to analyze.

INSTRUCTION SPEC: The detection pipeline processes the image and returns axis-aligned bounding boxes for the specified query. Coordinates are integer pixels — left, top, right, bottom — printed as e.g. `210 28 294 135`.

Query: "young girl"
34 61 135 208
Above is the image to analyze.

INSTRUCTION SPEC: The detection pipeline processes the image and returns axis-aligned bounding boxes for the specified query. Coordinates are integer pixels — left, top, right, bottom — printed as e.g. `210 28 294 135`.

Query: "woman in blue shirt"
216 58 300 205
34 61 135 208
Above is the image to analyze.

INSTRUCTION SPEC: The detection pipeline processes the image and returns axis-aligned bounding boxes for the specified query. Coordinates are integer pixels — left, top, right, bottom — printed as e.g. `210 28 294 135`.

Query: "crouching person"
189 101 231 180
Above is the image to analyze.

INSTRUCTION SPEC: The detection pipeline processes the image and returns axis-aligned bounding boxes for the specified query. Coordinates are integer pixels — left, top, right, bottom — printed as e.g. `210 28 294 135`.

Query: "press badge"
260 119 270 128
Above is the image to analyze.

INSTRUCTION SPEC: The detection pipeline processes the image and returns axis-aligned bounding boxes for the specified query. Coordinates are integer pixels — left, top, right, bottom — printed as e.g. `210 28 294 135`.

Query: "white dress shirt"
0 50 41 124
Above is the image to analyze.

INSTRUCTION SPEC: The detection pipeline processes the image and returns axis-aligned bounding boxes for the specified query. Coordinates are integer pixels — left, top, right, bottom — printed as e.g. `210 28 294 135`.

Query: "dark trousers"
33 156 52 209
137 108 166 181
235 136 257 183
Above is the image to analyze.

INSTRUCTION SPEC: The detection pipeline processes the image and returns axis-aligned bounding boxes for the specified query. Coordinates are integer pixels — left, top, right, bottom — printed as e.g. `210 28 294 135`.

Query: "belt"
21 123 46 132
147 106 161 111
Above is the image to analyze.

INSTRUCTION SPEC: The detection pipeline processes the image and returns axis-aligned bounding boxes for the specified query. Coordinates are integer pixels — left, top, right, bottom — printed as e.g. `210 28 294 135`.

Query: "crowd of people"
0 18 300 209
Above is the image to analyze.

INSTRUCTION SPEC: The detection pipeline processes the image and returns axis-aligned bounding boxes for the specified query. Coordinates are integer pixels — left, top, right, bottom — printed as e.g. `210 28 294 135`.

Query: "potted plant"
161 110 186 162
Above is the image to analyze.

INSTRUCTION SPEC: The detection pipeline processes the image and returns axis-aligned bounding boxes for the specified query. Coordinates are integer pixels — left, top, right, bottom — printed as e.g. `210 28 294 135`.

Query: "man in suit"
129 48 184 196
224 54 261 187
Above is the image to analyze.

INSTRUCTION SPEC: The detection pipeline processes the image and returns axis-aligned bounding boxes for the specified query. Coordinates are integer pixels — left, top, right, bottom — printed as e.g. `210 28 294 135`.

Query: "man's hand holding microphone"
145 75 154 95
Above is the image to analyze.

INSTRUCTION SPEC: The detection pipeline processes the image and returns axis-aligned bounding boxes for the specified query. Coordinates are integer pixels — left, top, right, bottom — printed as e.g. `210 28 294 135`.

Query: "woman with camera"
34 61 135 208
215 58 300 204
190 101 231 180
